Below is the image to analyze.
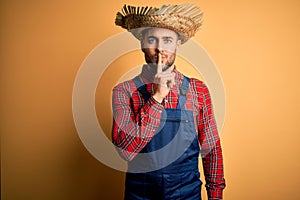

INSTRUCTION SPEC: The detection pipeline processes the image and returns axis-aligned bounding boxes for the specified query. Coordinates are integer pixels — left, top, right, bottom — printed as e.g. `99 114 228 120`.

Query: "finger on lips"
157 53 163 73
155 53 175 89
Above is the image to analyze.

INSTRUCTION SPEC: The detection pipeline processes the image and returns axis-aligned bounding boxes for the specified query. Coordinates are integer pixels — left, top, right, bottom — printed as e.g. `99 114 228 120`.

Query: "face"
141 28 181 71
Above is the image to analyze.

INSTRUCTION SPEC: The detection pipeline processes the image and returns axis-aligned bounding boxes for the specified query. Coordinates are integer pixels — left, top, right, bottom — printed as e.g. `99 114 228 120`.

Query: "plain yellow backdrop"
1 0 300 200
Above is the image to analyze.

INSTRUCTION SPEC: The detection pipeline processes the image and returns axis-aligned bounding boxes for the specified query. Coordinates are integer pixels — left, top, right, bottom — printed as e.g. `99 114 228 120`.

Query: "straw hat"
115 4 203 44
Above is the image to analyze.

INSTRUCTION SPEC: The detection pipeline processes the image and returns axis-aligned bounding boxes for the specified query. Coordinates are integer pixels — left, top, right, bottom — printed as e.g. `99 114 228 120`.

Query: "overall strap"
177 76 190 109
133 76 151 102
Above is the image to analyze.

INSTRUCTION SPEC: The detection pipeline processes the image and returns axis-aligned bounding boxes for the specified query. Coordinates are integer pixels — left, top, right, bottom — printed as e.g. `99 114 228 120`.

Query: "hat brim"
121 14 200 44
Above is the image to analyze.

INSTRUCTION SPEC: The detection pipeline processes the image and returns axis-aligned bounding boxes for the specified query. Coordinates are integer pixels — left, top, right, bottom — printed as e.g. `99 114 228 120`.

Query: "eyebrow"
147 36 175 40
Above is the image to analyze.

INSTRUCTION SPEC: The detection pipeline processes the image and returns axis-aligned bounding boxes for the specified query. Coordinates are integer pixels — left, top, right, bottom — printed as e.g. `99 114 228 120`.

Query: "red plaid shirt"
112 65 226 199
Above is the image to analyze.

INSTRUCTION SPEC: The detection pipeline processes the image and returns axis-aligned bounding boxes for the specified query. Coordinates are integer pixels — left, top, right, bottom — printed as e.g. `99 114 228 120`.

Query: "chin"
162 65 171 71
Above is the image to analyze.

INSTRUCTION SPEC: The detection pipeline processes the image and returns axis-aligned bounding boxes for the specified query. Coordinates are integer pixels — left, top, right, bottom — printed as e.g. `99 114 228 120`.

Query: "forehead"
142 28 178 38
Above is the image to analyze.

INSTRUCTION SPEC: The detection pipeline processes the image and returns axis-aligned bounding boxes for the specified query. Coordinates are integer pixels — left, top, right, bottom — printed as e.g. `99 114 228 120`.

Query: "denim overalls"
124 76 202 200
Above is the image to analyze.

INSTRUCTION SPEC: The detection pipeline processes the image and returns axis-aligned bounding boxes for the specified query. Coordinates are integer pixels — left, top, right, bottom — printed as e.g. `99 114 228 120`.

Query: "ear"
140 39 143 49
140 40 146 53
176 39 181 51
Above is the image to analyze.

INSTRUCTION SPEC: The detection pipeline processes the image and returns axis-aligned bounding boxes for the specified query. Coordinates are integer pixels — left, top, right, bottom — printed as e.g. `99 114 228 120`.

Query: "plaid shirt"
112 65 226 199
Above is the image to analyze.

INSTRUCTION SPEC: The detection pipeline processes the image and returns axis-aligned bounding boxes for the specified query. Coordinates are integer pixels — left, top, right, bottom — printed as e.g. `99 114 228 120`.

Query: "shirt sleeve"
195 80 226 199
111 82 164 161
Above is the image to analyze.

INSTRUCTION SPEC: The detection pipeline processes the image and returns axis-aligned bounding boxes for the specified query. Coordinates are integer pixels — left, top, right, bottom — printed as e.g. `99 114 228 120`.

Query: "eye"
164 38 173 44
148 38 156 44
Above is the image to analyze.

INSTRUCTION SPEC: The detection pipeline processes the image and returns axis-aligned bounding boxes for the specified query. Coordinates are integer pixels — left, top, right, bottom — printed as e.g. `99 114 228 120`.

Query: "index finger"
157 53 162 73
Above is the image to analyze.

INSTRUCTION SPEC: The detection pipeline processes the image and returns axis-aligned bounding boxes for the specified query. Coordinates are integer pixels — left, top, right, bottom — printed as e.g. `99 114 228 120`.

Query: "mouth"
154 54 167 59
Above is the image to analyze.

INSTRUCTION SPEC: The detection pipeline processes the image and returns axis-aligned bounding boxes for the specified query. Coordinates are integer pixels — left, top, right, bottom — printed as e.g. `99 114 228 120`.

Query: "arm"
111 82 164 161
196 81 226 200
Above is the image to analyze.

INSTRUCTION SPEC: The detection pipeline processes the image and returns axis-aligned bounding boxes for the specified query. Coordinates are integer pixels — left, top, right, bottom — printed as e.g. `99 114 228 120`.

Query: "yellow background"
1 0 300 199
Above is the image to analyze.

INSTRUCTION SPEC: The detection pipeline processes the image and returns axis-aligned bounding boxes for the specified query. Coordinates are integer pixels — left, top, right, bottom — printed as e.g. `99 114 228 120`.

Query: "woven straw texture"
115 4 203 44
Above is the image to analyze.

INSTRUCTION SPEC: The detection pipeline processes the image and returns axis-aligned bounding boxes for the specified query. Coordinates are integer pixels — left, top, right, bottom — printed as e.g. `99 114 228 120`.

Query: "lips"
154 54 166 59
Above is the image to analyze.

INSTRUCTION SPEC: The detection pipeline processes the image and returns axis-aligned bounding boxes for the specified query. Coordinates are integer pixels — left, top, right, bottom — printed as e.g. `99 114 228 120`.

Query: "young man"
112 4 225 200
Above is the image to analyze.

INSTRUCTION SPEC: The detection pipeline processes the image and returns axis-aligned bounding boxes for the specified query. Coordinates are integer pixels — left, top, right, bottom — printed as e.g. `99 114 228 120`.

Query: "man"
112 4 225 200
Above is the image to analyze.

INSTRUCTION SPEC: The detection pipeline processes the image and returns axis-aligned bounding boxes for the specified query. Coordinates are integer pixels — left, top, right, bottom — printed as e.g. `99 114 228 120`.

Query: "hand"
152 54 175 103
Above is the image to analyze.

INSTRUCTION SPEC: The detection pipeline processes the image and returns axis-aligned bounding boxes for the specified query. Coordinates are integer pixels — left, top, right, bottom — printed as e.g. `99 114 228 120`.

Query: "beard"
143 49 176 72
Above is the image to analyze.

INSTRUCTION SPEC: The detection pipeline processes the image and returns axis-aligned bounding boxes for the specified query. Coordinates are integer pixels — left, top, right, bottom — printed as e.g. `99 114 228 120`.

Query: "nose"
156 41 164 53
